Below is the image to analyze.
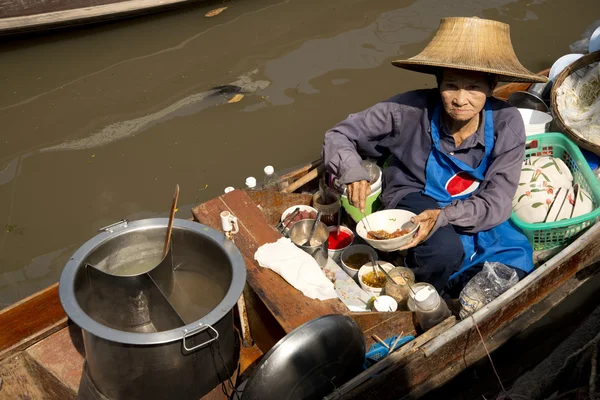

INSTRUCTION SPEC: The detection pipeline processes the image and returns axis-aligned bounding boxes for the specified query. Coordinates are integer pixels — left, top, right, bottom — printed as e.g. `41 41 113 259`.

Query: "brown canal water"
0 0 598 307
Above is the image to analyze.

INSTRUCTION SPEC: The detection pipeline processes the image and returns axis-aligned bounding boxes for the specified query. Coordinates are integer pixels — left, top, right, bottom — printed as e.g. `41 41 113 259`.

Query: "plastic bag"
458 262 519 320
570 20 600 53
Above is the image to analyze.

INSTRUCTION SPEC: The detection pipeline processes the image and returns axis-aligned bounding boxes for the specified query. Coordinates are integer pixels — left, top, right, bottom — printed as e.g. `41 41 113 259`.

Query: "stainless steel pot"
59 218 246 400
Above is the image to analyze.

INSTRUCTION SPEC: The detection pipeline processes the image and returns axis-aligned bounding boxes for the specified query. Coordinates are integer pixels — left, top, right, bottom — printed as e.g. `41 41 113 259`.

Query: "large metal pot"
59 218 246 400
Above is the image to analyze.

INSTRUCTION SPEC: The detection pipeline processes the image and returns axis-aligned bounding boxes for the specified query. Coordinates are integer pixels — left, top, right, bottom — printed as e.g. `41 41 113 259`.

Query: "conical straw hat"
392 17 547 83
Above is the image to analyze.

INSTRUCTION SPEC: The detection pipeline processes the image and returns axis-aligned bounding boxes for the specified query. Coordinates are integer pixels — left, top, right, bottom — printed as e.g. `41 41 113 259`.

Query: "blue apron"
422 101 533 280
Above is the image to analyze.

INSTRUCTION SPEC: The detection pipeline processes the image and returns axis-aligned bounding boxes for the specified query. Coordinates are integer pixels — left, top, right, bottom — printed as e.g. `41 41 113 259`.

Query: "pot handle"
182 323 219 352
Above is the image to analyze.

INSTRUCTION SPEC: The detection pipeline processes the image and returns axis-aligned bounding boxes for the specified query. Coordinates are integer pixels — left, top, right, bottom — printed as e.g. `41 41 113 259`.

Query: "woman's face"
439 69 495 122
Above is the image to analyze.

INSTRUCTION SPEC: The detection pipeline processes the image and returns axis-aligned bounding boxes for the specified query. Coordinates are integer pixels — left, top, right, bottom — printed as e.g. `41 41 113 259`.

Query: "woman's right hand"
347 180 371 213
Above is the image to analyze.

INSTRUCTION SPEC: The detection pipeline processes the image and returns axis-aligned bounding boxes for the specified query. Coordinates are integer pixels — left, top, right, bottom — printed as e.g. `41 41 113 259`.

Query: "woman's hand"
398 209 441 251
347 180 371 213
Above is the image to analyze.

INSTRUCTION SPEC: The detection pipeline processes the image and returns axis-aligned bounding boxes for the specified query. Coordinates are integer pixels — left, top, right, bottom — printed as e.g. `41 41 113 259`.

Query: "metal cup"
289 219 329 267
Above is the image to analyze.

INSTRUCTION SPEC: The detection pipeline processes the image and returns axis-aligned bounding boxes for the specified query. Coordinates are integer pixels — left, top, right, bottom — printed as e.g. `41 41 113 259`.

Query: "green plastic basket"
511 132 600 251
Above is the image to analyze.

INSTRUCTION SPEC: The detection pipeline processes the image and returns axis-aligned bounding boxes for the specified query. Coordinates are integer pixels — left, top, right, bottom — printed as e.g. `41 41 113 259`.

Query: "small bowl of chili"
327 225 355 263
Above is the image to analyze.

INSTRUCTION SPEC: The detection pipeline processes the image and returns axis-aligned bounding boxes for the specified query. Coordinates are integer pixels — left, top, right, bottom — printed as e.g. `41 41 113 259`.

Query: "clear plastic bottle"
245 177 257 190
263 166 281 191
413 284 452 331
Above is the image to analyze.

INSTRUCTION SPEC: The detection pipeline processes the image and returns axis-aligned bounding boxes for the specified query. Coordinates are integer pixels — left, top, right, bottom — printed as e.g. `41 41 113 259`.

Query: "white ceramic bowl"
281 205 318 222
518 108 553 134
356 209 419 252
556 187 576 221
590 26 600 53
528 156 573 187
327 225 355 263
340 244 378 278
374 295 398 312
545 187 569 223
358 261 395 296
549 53 585 81
513 190 555 224
513 181 556 209
519 157 573 188
572 186 594 218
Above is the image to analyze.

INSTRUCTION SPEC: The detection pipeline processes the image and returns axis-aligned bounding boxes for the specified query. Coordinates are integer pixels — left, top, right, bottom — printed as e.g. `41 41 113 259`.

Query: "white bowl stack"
518 108 553 136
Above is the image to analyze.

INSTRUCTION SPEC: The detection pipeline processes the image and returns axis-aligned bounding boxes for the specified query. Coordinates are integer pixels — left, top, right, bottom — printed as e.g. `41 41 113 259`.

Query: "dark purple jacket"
322 89 526 233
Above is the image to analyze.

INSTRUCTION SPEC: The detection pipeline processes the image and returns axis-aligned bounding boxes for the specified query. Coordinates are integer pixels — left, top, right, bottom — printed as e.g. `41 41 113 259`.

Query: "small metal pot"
289 219 329 267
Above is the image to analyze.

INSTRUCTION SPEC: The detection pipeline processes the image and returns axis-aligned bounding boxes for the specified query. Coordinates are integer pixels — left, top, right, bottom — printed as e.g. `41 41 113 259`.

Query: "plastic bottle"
413 284 452 331
245 177 257 190
224 187 235 194
263 166 281 191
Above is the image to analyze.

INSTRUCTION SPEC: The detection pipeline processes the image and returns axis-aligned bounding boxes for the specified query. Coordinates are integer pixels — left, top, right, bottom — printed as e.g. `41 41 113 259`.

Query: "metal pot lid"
241 314 365 400
59 218 246 346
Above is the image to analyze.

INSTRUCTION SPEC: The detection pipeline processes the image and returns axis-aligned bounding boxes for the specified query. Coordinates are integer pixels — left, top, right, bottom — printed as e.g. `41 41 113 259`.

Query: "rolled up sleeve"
322 103 396 184
441 109 526 233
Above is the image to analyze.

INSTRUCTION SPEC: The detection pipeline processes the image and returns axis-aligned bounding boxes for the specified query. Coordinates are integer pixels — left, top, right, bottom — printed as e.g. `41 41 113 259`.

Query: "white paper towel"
254 237 337 301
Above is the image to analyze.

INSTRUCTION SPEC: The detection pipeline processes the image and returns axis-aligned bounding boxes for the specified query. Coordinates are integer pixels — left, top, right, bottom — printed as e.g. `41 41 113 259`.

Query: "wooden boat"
4 69 595 400
0 0 204 36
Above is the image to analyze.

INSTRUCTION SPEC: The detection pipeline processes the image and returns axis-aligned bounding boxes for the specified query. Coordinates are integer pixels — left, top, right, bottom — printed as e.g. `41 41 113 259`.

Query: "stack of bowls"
517 108 553 136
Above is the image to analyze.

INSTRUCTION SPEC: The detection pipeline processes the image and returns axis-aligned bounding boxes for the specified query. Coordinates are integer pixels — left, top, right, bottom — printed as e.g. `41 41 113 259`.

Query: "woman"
322 17 548 291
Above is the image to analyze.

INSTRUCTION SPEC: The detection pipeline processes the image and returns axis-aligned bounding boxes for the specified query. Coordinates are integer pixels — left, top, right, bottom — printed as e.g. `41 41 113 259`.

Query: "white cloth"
254 238 337 301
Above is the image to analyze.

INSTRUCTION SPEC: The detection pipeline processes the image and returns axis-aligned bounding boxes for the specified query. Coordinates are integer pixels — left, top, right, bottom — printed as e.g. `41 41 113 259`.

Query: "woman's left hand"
398 209 441 251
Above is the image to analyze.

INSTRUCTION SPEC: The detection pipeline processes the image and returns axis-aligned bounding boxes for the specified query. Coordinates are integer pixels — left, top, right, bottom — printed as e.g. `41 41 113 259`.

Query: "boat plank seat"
192 189 349 352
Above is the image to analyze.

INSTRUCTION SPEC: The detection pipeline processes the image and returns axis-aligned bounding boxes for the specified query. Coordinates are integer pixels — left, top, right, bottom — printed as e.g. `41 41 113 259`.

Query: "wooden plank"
492 69 550 101
246 190 313 226
25 325 85 394
0 0 204 36
0 283 68 361
191 190 347 335
349 311 417 349
0 0 130 19
241 284 286 353
0 351 75 400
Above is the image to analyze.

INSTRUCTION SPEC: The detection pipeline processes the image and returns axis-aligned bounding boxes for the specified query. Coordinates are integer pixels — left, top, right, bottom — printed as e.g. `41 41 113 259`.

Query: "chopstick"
372 335 389 349
389 332 404 353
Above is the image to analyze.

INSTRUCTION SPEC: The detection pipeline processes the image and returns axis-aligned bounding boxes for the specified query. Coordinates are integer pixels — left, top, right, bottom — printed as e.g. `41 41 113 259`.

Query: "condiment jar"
412 284 452 331
384 267 415 310
312 191 341 227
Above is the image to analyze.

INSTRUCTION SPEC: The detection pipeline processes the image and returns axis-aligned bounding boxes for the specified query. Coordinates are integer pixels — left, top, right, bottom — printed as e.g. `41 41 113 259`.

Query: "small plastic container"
373 295 398 312
412 284 452 331
384 267 415 311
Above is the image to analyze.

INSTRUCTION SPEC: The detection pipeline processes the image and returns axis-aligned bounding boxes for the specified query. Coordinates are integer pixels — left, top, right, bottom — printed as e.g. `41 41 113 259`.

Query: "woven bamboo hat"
392 17 547 83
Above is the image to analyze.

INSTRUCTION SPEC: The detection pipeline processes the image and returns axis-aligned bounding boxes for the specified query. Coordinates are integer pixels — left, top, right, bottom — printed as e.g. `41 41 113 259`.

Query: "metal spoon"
301 211 322 246
368 252 397 285
361 212 386 240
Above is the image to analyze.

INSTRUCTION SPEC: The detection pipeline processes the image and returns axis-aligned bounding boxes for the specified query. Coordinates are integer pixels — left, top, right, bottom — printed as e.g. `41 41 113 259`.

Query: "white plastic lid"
224 187 235 193
245 177 257 188
414 286 439 310
264 165 274 175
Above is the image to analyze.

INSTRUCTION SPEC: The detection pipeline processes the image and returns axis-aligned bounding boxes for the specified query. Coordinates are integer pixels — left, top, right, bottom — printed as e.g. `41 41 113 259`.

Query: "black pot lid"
241 314 366 400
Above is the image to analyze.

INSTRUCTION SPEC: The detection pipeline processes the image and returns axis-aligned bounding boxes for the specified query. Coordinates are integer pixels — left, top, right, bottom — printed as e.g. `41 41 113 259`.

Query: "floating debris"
228 94 244 103
205 7 227 17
